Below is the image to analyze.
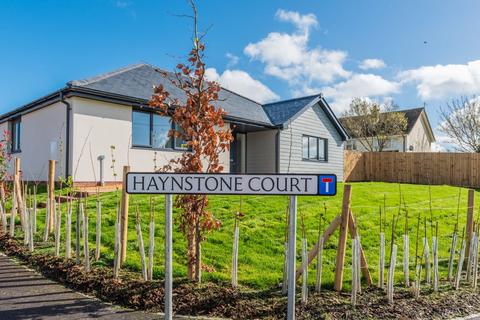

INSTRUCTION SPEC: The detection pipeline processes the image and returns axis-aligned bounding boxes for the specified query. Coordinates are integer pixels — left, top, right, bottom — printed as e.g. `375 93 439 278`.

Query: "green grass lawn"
11 182 479 290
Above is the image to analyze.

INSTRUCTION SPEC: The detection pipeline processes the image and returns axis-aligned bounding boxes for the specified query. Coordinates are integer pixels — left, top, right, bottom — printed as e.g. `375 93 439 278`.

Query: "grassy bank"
11 182 478 289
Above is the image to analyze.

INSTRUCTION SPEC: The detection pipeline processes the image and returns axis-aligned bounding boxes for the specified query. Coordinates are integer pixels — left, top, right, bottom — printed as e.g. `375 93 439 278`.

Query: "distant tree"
342 98 408 152
149 0 233 282
439 96 480 152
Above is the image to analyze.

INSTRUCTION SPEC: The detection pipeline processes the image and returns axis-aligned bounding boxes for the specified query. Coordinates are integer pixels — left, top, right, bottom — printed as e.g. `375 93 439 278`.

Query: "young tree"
439 96 480 152
0 130 12 202
341 98 408 152
149 0 233 282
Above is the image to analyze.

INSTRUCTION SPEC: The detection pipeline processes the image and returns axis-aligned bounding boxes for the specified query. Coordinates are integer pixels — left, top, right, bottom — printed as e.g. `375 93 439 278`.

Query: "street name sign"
126 173 337 196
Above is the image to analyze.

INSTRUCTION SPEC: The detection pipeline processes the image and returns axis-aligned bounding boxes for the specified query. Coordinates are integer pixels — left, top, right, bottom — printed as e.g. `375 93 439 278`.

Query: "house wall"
406 116 431 152
278 103 345 180
246 130 277 173
71 97 230 183
0 102 67 181
347 136 405 152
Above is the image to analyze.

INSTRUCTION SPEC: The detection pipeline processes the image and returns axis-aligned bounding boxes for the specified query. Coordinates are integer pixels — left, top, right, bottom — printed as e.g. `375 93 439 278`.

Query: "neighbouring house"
0 63 349 185
340 107 436 152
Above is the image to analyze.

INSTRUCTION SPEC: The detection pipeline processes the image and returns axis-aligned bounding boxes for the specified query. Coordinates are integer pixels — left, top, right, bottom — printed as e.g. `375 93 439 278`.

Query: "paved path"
0 253 161 320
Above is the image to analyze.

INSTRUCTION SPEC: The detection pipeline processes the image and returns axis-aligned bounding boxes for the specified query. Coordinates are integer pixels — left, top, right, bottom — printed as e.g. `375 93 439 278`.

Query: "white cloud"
431 129 456 152
205 68 279 103
359 58 386 70
225 53 239 67
399 60 480 100
321 74 401 113
275 9 318 33
244 9 350 88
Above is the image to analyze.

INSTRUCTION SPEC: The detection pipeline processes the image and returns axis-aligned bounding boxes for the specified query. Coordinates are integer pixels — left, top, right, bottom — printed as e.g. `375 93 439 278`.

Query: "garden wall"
344 150 480 187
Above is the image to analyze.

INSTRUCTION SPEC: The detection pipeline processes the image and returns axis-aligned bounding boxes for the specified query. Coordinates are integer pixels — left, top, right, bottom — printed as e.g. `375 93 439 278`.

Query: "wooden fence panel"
344 151 480 188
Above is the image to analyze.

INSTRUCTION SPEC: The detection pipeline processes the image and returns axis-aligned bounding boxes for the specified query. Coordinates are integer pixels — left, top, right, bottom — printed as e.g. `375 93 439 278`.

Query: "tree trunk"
0 181 5 204
195 220 201 283
187 225 196 280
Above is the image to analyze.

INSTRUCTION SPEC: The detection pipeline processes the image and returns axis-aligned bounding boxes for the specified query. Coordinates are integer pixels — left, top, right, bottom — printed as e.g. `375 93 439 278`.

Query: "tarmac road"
0 253 160 320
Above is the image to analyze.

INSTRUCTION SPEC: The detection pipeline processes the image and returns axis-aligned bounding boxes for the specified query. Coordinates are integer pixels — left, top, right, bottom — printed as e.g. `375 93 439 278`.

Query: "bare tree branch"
439 96 480 152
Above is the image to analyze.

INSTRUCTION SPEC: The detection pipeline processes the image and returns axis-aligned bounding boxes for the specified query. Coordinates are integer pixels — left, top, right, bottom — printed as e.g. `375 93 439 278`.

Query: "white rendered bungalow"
0 63 349 185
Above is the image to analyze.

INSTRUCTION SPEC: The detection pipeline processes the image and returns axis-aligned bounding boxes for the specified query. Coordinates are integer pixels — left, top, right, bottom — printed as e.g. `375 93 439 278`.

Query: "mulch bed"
1 232 480 319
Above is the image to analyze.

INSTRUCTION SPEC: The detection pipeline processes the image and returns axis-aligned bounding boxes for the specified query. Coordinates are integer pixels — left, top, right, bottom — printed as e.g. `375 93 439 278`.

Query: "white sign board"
126 173 337 196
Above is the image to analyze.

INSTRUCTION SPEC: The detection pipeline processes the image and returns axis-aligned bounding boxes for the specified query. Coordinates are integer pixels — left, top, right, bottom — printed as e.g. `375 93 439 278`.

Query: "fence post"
466 189 475 263
334 184 352 291
120 165 130 264
287 195 297 320
48 160 55 233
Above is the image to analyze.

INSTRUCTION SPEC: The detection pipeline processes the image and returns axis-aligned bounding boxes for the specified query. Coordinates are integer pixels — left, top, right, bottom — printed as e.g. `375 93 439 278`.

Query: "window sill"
302 158 328 163
131 146 192 153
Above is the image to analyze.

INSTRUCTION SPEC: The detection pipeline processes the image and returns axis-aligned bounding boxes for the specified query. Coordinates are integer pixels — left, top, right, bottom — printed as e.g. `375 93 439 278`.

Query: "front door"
230 133 246 173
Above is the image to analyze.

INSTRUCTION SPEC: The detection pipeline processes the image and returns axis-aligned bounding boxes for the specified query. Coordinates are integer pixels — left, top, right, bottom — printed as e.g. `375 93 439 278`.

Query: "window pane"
174 124 188 149
11 119 21 151
132 112 150 146
318 139 326 160
15 121 20 150
152 114 172 148
308 137 318 159
302 136 309 159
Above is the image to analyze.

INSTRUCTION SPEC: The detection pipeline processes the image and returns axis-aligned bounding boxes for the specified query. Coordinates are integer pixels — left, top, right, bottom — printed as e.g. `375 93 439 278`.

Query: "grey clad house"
340 107 435 152
0 63 349 184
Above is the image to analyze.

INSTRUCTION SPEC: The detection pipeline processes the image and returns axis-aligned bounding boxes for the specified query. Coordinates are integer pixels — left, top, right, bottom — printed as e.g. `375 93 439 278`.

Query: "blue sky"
1 0 480 148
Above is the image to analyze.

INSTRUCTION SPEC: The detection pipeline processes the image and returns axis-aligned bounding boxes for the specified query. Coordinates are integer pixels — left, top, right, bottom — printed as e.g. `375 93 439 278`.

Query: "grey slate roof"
69 63 273 126
402 107 425 133
0 63 349 140
262 94 319 125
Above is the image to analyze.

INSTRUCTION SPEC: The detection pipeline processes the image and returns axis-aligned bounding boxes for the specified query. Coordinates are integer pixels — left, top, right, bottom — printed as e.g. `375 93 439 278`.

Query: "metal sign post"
125 173 337 320
287 195 297 320
164 194 173 320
